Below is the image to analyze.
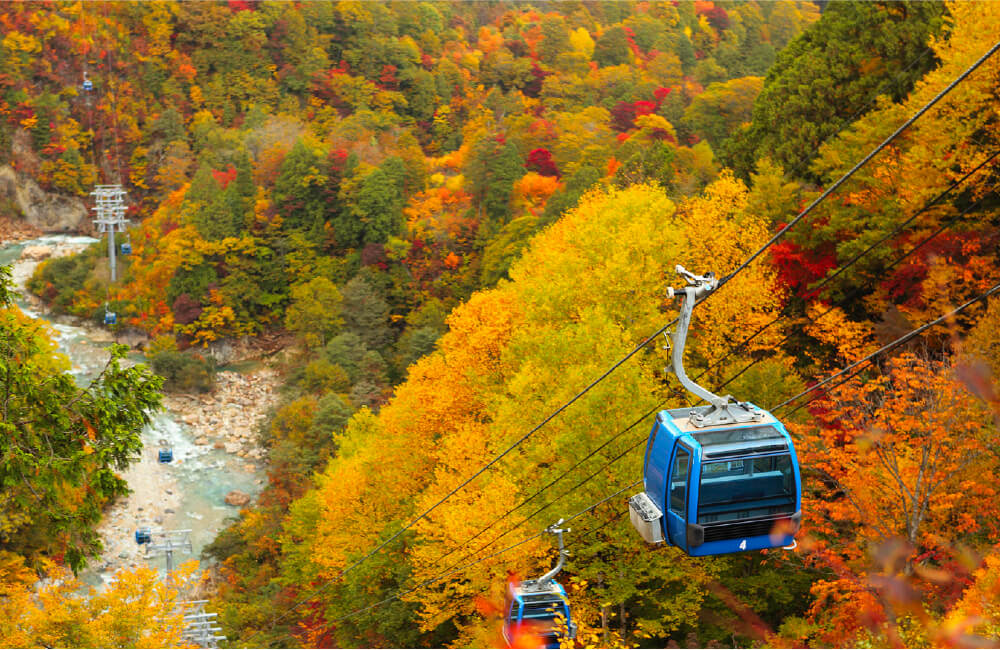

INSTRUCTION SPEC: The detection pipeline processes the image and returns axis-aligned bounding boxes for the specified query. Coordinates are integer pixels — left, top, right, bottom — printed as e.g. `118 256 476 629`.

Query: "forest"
0 0 999 648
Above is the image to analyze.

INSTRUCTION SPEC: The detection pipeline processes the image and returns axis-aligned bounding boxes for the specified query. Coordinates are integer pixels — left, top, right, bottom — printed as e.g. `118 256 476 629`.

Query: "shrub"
27 243 102 314
149 350 216 393
298 358 351 394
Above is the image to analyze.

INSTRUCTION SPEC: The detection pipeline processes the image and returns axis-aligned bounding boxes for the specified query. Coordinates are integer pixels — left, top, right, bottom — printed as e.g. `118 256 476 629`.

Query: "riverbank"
0 215 42 244
91 364 280 578
90 431 185 577
4 236 274 585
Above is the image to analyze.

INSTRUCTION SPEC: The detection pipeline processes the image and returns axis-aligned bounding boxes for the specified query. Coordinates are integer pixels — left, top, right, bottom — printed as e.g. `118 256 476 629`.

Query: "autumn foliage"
5 1 1000 649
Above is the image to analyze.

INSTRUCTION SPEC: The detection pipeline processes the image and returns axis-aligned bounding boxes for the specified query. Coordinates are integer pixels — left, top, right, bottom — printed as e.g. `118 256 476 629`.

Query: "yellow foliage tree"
284 180 796 646
0 555 198 648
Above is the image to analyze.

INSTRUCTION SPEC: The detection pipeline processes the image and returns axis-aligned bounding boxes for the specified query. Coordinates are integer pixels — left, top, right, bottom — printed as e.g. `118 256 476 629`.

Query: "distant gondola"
135 527 152 545
503 522 577 649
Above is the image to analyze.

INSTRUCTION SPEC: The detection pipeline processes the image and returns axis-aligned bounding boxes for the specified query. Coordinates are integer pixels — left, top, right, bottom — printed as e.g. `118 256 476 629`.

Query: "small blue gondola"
629 267 801 556
503 522 577 649
104 310 117 325
82 72 93 91
158 448 173 463
135 528 152 545
120 242 132 255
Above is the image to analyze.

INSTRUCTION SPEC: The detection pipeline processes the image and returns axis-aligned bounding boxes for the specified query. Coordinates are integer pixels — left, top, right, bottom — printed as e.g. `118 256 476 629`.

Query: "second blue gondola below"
503 580 576 649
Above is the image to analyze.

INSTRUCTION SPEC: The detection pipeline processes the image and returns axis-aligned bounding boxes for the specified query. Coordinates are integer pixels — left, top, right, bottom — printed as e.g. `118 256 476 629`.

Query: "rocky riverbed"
2 235 275 584
91 368 279 578
164 369 277 466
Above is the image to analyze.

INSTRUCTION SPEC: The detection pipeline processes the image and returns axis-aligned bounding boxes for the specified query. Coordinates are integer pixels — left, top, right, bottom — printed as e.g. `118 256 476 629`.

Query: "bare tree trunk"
619 569 627 643
598 572 609 647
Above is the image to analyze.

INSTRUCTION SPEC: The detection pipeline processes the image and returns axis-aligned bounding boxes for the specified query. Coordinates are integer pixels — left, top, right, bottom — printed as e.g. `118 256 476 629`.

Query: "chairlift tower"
91 184 129 283
142 542 229 648
139 528 193 574
178 601 227 649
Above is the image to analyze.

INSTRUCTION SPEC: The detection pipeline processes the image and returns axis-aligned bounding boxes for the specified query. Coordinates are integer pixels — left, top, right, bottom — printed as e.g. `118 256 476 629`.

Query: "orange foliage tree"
788 352 1000 646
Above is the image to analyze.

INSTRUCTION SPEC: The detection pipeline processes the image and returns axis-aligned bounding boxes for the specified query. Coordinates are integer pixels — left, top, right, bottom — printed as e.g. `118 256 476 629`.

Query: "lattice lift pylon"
138 528 193 574
90 184 129 283
139 533 228 647
178 600 227 649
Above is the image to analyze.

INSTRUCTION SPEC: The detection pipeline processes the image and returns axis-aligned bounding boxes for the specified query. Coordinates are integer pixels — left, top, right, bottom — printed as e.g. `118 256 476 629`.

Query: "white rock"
20 244 53 260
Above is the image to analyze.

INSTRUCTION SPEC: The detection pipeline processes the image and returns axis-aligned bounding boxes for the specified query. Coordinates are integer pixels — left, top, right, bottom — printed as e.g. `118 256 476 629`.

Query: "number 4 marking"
739 539 747 550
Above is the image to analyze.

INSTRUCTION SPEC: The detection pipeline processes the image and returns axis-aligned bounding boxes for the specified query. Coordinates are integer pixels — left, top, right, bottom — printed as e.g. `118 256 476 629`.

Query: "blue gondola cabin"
503 580 577 649
120 242 132 255
629 404 801 556
135 528 152 545
104 311 117 325
158 448 173 463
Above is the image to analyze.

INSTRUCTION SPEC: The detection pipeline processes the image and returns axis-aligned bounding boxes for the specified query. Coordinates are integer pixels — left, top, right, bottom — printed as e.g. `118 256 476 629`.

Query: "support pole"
143 529 192 581
108 229 117 283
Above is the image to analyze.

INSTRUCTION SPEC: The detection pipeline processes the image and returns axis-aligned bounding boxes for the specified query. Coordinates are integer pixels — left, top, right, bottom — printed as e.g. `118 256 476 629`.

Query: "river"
0 235 266 586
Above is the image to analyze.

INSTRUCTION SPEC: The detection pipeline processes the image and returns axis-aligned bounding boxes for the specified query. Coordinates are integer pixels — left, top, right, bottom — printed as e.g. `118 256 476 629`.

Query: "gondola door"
664 444 692 551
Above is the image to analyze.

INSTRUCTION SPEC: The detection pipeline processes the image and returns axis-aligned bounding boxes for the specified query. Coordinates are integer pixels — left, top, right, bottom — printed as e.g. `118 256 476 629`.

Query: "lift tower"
178 601 227 649
91 184 129 282
137 528 193 574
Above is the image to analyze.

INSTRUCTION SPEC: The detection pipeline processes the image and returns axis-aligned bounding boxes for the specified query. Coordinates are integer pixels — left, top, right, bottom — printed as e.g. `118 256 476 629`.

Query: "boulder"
20 244 53 260
224 490 251 507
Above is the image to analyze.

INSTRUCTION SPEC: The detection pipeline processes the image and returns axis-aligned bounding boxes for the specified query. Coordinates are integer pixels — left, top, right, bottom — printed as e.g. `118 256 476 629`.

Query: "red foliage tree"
610 102 638 132
609 99 657 132
522 63 550 98
623 25 642 59
702 5 730 31
172 293 203 325
361 242 388 269
378 65 399 91
211 164 238 189
524 148 560 178
769 235 837 297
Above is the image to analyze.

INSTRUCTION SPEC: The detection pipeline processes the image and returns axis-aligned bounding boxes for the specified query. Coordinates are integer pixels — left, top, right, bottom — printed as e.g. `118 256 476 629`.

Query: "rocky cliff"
0 165 88 232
